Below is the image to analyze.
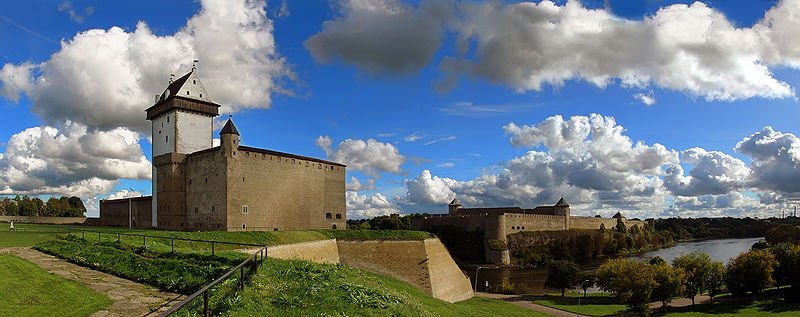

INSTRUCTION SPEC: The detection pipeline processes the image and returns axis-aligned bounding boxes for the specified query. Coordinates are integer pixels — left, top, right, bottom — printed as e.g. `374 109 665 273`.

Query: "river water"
464 237 763 294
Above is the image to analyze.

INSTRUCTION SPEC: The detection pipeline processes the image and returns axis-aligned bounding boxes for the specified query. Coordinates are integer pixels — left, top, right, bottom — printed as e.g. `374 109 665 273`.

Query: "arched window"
325 213 332 219
335 213 342 219
332 224 337 229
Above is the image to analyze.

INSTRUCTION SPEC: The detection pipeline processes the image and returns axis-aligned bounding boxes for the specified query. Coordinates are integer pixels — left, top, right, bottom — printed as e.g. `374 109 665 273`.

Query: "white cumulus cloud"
316 136 406 176
0 0 291 132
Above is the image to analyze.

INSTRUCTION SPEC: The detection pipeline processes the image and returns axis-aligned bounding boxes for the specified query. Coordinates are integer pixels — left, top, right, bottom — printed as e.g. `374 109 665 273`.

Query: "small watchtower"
448 198 462 215
553 197 570 216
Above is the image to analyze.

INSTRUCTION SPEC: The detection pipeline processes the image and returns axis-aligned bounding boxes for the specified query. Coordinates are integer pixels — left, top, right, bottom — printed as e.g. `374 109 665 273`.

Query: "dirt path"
0 247 184 317
475 292 587 317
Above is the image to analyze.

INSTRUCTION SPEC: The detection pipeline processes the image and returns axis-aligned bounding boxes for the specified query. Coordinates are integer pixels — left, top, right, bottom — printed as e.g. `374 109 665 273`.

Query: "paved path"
475 292 587 317
0 247 184 317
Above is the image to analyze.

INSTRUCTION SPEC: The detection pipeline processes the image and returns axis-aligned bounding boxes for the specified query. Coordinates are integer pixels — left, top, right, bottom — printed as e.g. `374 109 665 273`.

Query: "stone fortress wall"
412 198 647 264
267 238 474 303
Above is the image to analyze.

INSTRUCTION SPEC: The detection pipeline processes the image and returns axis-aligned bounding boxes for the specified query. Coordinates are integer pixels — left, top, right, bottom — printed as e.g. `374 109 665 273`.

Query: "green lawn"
0 253 112 316
216 258 547 317
0 231 58 247
662 297 800 317
534 293 628 317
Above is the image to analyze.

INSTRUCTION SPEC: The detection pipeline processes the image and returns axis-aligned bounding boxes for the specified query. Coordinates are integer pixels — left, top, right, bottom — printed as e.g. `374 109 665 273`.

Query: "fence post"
171 238 174 253
82 231 85 239
98 232 101 242
211 241 215 256
117 233 120 243
143 235 146 247
240 265 244 289
203 290 209 317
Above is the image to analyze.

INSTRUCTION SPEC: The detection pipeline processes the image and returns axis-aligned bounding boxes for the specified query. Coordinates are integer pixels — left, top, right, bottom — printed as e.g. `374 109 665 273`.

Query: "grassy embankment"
7 223 432 252
220 257 545 317
31 234 539 317
0 253 112 316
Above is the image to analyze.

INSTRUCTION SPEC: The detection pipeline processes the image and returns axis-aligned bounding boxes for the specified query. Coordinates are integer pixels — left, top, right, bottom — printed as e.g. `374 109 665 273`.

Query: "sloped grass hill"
223 258 546 317
34 235 245 294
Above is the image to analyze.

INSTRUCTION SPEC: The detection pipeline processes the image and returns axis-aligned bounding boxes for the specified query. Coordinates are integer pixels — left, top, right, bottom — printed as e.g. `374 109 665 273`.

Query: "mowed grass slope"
0 253 112 317
11 223 432 253
221 258 546 317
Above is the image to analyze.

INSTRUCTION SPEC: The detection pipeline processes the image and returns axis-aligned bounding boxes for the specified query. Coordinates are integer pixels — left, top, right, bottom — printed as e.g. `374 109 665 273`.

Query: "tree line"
0 195 86 217
545 223 800 316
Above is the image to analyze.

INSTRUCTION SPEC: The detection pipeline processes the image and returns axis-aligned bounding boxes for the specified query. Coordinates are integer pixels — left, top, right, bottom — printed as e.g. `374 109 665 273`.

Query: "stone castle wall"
0 216 86 225
570 216 646 230
226 148 346 231
184 149 228 230
98 197 153 228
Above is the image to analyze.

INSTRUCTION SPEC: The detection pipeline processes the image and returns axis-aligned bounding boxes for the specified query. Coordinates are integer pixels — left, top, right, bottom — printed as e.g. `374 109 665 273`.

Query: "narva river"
465 237 763 294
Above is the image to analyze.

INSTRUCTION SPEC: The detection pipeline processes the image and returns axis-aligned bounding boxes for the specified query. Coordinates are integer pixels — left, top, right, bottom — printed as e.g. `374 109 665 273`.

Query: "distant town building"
99 70 346 231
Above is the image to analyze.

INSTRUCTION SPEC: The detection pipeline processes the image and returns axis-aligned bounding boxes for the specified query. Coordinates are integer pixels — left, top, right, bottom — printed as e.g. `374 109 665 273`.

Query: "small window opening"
332 224 337 229
242 224 246 230
199 93 203 98
242 177 245 182
335 213 342 219
211 206 215 212
186 91 190 95
166 135 168 143
193 80 196 84
325 213 332 219
242 205 249 214
205 177 208 183
194 207 198 214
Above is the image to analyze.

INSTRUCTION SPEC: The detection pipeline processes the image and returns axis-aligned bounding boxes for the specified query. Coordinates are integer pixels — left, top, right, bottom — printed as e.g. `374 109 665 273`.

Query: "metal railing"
159 245 267 317
16 226 269 316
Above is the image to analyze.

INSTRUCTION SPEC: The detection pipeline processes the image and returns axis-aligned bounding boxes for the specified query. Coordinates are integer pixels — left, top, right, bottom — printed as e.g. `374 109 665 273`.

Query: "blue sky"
1 0 799 219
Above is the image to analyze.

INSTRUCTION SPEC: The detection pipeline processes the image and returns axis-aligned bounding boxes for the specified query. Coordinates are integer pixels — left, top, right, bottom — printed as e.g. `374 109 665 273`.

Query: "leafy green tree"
649 256 666 266
766 224 800 245
650 262 685 311
598 258 656 316
545 260 580 296
672 252 714 305
726 249 777 296
705 261 726 303
615 219 627 234
769 243 800 289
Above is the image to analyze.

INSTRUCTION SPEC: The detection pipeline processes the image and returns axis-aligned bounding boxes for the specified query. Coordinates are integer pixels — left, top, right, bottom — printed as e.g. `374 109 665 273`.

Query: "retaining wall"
0 216 86 224
266 238 473 303
266 239 340 264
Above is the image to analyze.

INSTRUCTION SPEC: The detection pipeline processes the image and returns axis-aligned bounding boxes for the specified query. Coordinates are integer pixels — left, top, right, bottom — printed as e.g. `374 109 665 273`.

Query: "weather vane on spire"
169 73 175 84
192 59 199 71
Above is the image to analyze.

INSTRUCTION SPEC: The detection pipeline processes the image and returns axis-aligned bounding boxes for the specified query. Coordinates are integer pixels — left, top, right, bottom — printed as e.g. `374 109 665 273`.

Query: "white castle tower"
145 67 220 226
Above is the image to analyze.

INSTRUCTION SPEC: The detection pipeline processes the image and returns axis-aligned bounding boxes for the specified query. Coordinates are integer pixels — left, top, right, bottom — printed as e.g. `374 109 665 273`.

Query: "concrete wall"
98 197 152 227
267 239 340 264
0 216 86 224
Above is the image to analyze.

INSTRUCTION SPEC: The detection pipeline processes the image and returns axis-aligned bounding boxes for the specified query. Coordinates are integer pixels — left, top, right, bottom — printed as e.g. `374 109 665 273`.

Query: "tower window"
167 116 169 122
335 214 342 219
193 80 196 84
211 206 215 212
194 207 198 214
166 135 168 143
242 205 248 214
199 93 202 98
325 213 332 219
186 91 190 95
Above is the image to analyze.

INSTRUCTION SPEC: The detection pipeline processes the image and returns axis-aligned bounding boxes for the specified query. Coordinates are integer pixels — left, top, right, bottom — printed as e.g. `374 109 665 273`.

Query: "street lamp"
128 188 134 230
474 266 484 292
577 279 590 316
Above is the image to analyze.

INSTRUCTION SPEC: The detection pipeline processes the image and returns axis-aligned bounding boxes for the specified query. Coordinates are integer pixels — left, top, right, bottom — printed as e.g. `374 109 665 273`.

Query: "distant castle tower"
448 198 462 215
145 68 221 227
